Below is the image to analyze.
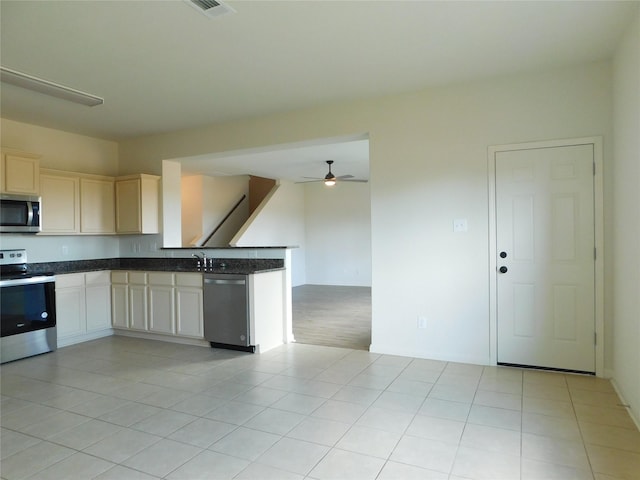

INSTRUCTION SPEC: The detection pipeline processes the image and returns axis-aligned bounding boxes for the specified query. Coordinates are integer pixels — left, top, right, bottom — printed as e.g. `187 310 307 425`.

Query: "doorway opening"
291 141 372 351
292 285 371 350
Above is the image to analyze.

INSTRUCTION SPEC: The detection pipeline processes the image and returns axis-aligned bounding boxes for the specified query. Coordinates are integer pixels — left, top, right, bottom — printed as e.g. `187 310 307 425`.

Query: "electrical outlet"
61 245 69 256
417 316 427 329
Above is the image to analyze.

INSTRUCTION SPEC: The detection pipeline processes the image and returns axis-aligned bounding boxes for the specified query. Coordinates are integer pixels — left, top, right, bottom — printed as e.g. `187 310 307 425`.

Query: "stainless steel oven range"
0 249 56 363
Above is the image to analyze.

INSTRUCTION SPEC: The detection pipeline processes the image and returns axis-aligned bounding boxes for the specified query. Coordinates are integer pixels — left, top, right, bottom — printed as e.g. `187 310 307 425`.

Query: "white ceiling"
178 135 370 183
1 0 637 181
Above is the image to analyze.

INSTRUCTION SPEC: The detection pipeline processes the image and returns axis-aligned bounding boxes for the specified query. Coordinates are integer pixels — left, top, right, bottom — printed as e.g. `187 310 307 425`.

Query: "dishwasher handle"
204 278 246 286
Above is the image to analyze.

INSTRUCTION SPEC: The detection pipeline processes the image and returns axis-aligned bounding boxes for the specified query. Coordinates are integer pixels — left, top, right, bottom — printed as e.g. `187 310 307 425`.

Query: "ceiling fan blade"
295 179 324 184
336 174 354 179
301 176 323 180
342 179 368 183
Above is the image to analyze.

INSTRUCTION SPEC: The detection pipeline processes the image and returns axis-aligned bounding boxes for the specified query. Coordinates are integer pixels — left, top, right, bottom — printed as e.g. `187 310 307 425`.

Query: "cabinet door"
139 176 160 234
129 284 148 331
2 154 40 194
176 287 203 338
85 272 112 332
115 175 160 234
40 174 80 233
149 285 175 334
80 178 115 233
115 179 141 233
111 283 129 329
55 281 86 340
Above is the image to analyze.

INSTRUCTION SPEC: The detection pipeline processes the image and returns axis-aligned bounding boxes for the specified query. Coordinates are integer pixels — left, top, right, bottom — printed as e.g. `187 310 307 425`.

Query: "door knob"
499 266 508 274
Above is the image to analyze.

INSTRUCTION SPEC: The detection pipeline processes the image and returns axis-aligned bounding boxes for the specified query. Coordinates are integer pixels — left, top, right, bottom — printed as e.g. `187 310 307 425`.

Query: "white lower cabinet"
111 272 129 329
85 272 112 332
128 272 149 332
176 273 204 338
56 271 112 346
111 271 203 340
148 273 175 335
56 274 85 340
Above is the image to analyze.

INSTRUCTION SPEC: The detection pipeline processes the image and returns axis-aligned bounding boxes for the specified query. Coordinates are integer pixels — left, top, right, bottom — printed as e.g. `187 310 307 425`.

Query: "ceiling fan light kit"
324 178 336 186
0 66 104 107
324 160 337 186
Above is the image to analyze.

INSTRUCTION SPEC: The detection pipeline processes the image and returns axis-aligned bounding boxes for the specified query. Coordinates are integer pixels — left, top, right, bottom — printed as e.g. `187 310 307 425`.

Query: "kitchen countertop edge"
28 257 285 276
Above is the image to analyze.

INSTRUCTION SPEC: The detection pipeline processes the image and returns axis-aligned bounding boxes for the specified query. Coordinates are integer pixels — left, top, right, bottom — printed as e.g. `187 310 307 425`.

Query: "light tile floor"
1 336 639 480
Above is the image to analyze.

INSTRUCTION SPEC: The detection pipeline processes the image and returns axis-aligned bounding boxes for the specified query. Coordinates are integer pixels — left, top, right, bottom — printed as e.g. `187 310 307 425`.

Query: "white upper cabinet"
80 177 115 234
115 174 160 234
40 171 80 234
40 170 116 235
1 150 40 195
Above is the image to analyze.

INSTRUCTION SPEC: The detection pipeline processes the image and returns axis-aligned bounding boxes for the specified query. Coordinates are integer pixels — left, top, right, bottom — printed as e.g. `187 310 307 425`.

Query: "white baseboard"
369 343 491 366
58 329 113 348
113 329 210 348
609 377 640 432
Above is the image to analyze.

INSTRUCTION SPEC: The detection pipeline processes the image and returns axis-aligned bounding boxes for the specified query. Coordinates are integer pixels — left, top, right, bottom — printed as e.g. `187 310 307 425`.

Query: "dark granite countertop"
28 257 284 276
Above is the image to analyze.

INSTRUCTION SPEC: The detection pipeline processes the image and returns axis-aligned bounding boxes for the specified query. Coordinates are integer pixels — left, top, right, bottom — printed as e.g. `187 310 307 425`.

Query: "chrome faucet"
192 251 212 270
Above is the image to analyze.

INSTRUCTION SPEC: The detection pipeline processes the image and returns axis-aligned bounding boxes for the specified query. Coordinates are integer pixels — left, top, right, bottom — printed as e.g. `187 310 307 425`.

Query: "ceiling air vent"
186 0 236 18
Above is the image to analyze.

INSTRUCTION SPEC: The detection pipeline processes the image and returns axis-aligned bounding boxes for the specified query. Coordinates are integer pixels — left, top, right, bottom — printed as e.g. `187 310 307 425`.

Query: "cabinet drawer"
111 271 129 284
148 272 175 286
56 273 85 289
176 273 202 288
129 272 148 285
85 270 110 286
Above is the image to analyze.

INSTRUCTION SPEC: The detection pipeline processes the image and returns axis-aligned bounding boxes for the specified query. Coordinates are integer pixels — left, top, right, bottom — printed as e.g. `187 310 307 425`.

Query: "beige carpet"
292 284 372 350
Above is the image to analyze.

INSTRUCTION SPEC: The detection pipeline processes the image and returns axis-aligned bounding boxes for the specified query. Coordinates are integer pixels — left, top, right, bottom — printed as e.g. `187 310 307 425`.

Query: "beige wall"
201 175 249 247
304 181 371 287
612 13 640 424
234 181 306 247
181 175 205 246
120 61 613 366
1 118 118 175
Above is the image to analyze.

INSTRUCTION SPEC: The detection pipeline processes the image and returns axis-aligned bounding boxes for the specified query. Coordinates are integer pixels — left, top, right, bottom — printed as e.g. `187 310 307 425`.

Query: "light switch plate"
453 218 468 232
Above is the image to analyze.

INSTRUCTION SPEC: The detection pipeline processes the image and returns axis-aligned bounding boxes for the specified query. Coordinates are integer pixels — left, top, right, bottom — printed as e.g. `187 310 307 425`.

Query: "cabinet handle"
204 278 245 286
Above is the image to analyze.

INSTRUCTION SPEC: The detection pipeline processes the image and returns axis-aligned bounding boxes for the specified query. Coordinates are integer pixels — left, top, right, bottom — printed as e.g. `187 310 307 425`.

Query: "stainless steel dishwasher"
203 274 254 352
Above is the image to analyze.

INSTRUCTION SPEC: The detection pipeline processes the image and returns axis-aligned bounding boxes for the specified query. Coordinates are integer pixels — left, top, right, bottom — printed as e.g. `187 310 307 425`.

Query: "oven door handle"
0 275 56 287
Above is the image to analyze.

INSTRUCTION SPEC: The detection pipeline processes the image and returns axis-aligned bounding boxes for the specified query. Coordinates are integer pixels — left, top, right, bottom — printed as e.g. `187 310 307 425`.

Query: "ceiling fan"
297 160 368 186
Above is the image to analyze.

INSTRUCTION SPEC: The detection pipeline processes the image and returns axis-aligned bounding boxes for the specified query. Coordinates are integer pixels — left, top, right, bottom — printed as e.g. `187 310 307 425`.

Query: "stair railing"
201 194 247 247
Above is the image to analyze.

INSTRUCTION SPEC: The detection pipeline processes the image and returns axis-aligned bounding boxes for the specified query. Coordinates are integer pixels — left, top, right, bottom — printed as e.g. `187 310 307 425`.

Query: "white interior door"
496 144 595 373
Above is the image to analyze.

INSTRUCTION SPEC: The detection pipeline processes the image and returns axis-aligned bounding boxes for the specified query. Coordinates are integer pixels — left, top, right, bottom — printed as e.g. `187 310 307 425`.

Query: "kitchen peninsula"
28 255 288 354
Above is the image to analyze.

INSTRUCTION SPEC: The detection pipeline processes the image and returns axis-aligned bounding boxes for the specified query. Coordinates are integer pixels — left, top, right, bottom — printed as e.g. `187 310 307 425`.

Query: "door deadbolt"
499 251 507 258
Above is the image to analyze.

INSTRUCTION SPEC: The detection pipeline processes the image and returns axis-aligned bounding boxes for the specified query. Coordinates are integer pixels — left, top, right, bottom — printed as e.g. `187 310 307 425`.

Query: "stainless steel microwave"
0 194 41 233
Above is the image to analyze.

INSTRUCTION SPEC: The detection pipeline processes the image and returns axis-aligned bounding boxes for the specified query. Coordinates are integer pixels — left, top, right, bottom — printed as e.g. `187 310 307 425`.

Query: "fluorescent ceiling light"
0 66 104 107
